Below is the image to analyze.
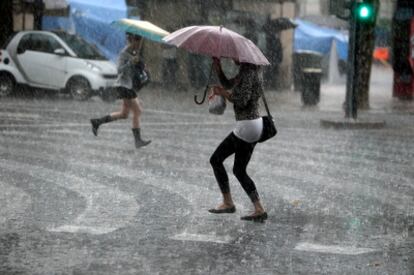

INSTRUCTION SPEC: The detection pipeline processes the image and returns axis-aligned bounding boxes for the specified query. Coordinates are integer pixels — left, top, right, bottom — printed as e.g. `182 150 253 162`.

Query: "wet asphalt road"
1 75 414 274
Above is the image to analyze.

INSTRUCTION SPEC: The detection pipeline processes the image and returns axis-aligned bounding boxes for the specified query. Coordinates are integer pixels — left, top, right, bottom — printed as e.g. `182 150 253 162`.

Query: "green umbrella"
111 18 169 43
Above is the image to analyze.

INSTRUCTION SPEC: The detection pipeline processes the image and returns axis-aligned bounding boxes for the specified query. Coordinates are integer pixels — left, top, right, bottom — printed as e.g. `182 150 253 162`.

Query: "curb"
320 118 386 129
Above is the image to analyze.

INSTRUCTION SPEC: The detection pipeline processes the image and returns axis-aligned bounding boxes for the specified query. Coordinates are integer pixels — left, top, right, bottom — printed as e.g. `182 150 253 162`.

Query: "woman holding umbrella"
90 19 169 148
163 25 270 221
90 33 151 148
208 57 267 222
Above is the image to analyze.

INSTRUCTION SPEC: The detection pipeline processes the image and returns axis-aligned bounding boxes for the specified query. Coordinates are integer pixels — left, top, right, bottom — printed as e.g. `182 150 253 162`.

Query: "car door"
16 33 67 88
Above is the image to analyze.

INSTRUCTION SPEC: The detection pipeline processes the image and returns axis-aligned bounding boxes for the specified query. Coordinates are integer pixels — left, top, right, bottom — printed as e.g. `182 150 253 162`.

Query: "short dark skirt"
117 87 137 99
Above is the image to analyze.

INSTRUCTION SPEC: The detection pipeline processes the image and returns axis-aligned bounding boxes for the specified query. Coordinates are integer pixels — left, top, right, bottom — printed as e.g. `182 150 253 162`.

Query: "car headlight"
86 62 101 72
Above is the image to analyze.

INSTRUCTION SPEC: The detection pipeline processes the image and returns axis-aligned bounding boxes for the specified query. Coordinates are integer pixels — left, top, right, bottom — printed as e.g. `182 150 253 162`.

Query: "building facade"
141 0 297 90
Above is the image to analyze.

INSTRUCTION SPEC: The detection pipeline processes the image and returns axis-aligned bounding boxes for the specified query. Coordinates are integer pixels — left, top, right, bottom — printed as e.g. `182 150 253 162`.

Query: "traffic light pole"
322 0 385 129
345 0 358 119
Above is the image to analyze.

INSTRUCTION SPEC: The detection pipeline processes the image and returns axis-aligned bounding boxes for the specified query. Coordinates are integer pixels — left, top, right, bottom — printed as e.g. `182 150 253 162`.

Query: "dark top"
217 63 263 121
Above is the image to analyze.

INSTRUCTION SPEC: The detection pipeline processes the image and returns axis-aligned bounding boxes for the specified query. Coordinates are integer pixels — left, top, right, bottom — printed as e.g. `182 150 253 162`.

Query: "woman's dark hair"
240 62 259 72
126 33 142 41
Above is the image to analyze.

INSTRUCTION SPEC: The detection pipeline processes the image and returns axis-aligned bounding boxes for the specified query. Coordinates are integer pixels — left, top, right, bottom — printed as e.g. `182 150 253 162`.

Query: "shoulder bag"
132 61 150 91
258 92 277 143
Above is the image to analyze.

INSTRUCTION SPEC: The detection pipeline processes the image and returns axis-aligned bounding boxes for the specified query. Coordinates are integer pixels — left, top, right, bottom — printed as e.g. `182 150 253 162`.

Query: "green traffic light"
359 6 370 18
356 3 374 21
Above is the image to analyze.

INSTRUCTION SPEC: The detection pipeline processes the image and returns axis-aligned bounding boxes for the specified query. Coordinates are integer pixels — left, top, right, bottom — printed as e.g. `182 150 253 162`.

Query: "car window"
45 36 62 53
17 33 62 54
53 31 107 60
17 34 31 54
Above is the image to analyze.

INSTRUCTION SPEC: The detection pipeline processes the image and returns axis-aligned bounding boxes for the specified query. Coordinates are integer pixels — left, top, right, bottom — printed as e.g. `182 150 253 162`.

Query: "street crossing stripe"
0 112 41 118
171 232 233 244
0 159 140 235
294 242 378 255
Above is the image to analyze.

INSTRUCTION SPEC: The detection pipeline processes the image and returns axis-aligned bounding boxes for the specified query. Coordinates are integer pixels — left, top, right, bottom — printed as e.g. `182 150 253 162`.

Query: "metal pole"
345 0 357 119
352 17 359 119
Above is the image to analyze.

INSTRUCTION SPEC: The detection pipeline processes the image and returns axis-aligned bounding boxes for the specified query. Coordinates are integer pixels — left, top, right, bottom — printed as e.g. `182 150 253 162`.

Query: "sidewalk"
265 64 414 115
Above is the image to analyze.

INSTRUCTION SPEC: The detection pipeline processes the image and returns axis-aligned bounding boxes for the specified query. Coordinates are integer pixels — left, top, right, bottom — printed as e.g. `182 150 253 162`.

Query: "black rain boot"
132 128 151 148
90 115 113 136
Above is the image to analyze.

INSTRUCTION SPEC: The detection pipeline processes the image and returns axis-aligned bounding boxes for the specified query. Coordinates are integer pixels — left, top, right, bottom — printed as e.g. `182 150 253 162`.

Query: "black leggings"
210 132 260 202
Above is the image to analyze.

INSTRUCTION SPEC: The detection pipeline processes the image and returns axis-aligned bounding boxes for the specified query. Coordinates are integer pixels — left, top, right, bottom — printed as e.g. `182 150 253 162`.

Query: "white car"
0 30 118 101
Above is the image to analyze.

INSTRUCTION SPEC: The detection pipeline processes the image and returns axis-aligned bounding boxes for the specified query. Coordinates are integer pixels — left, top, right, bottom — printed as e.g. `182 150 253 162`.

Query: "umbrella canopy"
111 18 170 43
163 25 270 66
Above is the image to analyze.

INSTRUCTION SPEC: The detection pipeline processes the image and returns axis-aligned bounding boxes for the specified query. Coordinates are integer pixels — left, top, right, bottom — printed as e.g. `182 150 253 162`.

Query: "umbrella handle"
194 85 209 105
194 65 213 105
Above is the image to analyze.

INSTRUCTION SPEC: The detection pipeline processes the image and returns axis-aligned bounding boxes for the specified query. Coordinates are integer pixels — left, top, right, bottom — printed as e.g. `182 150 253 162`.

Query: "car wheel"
67 77 92 101
0 74 14 97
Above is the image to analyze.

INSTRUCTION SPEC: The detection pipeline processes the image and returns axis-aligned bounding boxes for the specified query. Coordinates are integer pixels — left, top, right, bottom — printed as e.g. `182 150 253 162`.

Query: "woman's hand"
210 85 233 103
209 85 225 100
211 85 225 96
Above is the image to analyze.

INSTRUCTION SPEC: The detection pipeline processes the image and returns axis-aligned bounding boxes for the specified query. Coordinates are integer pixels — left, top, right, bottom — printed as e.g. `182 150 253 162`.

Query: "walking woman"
90 33 151 148
208 57 267 222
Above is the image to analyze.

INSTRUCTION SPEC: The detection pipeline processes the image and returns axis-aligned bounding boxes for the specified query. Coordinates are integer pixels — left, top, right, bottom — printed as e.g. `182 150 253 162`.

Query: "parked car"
0 30 118 101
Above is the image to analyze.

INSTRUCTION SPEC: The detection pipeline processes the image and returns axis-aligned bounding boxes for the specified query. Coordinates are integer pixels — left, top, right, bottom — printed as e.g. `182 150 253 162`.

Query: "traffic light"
355 1 377 24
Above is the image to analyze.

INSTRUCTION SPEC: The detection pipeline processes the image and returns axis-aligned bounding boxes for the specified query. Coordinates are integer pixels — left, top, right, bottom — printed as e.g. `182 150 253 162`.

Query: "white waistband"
233 118 263 143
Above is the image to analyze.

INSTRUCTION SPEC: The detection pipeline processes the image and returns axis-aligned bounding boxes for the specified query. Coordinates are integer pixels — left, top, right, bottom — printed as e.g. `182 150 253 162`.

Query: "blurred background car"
0 30 118 101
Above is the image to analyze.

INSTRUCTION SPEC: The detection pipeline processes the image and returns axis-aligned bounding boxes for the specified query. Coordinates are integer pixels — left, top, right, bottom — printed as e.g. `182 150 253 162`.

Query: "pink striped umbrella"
163 25 270 66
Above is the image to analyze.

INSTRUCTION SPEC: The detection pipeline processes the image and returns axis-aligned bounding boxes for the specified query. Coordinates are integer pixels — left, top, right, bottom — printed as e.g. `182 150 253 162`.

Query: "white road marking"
0 112 41 119
0 159 139 235
48 225 116 235
294 242 378 255
0 180 32 226
171 232 233 244
146 109 208 117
